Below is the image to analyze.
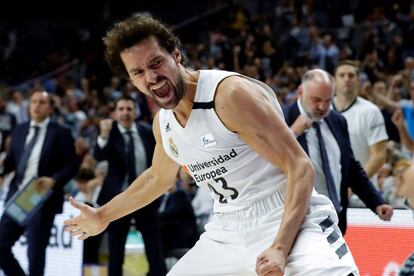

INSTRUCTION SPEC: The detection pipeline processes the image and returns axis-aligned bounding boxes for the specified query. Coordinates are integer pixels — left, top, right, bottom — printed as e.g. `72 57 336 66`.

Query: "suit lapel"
17 124 30 155
325 114 342 151
39 123 55 163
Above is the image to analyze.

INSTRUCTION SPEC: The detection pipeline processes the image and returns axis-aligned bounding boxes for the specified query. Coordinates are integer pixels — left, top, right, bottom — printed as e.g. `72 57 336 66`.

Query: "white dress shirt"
298 100 342 201
21 117 50 187
97 123 147 189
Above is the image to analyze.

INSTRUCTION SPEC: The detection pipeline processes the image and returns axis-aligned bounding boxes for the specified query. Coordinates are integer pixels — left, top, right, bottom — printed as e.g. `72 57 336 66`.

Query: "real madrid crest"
169 137 178 157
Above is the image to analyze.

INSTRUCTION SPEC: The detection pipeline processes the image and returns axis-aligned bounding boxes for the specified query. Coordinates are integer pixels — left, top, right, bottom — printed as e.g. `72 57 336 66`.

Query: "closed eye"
150 58 163 69
132 69 144 76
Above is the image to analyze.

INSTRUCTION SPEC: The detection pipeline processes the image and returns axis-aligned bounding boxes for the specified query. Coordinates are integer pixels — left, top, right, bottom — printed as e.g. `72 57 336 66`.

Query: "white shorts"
168 187 359 276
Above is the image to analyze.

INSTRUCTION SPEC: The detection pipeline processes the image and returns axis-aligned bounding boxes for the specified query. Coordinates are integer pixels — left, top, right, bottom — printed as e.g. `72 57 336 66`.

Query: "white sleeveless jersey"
159 70 287 213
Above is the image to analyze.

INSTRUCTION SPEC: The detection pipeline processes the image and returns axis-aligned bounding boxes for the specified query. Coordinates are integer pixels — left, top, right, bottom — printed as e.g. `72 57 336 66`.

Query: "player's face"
29 91 53 123
335 65 359 96
114 99 136 129
299 81 333 120
121 36 185 110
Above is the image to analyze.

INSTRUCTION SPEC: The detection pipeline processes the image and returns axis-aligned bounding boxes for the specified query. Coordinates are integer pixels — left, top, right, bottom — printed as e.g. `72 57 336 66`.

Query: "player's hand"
256 247 286 276
99 119 113 139
35 177 55 192
376 204 393 221
63 197 109 240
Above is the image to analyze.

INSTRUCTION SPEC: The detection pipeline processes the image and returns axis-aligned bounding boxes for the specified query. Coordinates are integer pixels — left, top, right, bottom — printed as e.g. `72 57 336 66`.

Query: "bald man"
285 69 393 234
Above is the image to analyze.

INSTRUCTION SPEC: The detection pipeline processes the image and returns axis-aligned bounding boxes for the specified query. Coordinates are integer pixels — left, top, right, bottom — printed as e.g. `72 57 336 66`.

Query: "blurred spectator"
368 80 401 142
0 94 16 152
375 163 393 196
0 136 12 202
6 90 29 124
124 82 152 123
362 49 387 83
365 76 414 141
309 33 339 74
104 76 123 101
62 94 87 138
392 109 414 156
260 40 283 78
383 159 411 208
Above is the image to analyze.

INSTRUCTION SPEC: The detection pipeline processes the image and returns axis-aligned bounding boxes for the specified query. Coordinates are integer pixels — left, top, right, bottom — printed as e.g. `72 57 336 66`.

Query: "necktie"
126 130 136 184
15 126 40 185
312 122 341 212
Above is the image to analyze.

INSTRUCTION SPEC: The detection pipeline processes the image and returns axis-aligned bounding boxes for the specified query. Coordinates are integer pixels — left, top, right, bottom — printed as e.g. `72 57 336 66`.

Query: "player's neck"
172 69 199 127
334 93 357 112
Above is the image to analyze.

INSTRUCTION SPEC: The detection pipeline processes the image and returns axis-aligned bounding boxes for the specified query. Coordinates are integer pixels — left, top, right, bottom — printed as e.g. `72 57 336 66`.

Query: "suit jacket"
159 188 199 252
95 121 155 205
285 102 385 233
3 121 77 213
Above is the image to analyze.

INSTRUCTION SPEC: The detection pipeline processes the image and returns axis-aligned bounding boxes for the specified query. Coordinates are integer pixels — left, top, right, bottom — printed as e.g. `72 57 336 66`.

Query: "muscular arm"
65 113 180 237
98 113 180 222
216 77 315 260
364 141 387 178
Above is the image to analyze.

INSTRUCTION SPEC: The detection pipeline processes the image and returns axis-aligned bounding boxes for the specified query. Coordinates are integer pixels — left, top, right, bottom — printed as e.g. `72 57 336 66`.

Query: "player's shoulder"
151 112 161 136
217 75 265 104
356 97 381 111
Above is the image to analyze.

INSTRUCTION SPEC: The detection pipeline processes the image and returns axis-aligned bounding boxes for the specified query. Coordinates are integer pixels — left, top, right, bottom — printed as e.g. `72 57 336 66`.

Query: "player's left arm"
215 77 315 267
364 141 387 178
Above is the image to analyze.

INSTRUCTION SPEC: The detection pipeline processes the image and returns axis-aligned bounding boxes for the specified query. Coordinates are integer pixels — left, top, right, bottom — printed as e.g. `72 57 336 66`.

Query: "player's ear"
173 49 181 64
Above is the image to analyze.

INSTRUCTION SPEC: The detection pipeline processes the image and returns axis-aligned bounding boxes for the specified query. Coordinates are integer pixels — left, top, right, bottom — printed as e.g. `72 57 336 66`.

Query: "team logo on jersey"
165 122 171 132
169 138 178 157
200 133 216 149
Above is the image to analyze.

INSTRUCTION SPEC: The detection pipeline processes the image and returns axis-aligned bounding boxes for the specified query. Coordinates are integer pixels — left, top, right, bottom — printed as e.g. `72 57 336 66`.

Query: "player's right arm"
64 112 180 239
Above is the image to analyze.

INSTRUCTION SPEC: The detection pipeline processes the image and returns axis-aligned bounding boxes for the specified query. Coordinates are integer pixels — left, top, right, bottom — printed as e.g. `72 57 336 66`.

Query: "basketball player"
64 15 359 275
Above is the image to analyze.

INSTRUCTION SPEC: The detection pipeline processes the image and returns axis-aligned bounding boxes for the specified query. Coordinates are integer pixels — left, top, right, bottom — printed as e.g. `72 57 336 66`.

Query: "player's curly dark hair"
103 15 182 79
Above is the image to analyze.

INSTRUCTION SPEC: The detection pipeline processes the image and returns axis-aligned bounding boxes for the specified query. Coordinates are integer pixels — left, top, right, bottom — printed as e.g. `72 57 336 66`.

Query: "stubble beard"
153 72 186 110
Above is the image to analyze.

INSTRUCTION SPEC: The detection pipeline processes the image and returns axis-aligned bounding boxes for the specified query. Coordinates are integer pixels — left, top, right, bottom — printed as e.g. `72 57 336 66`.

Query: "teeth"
151 80 167 90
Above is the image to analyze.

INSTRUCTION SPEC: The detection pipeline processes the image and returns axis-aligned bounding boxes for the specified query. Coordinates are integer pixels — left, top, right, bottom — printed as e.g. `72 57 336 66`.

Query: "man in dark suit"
94 95 165 276
0 90 77 276
159 179 198 257
284 69 393 234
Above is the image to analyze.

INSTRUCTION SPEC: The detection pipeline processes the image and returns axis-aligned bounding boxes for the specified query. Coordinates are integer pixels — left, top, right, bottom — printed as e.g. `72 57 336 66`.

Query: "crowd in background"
0 0 414 272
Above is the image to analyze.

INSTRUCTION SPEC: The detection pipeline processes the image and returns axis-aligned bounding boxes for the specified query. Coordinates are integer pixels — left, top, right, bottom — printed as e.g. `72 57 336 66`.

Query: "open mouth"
151 80 170 99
